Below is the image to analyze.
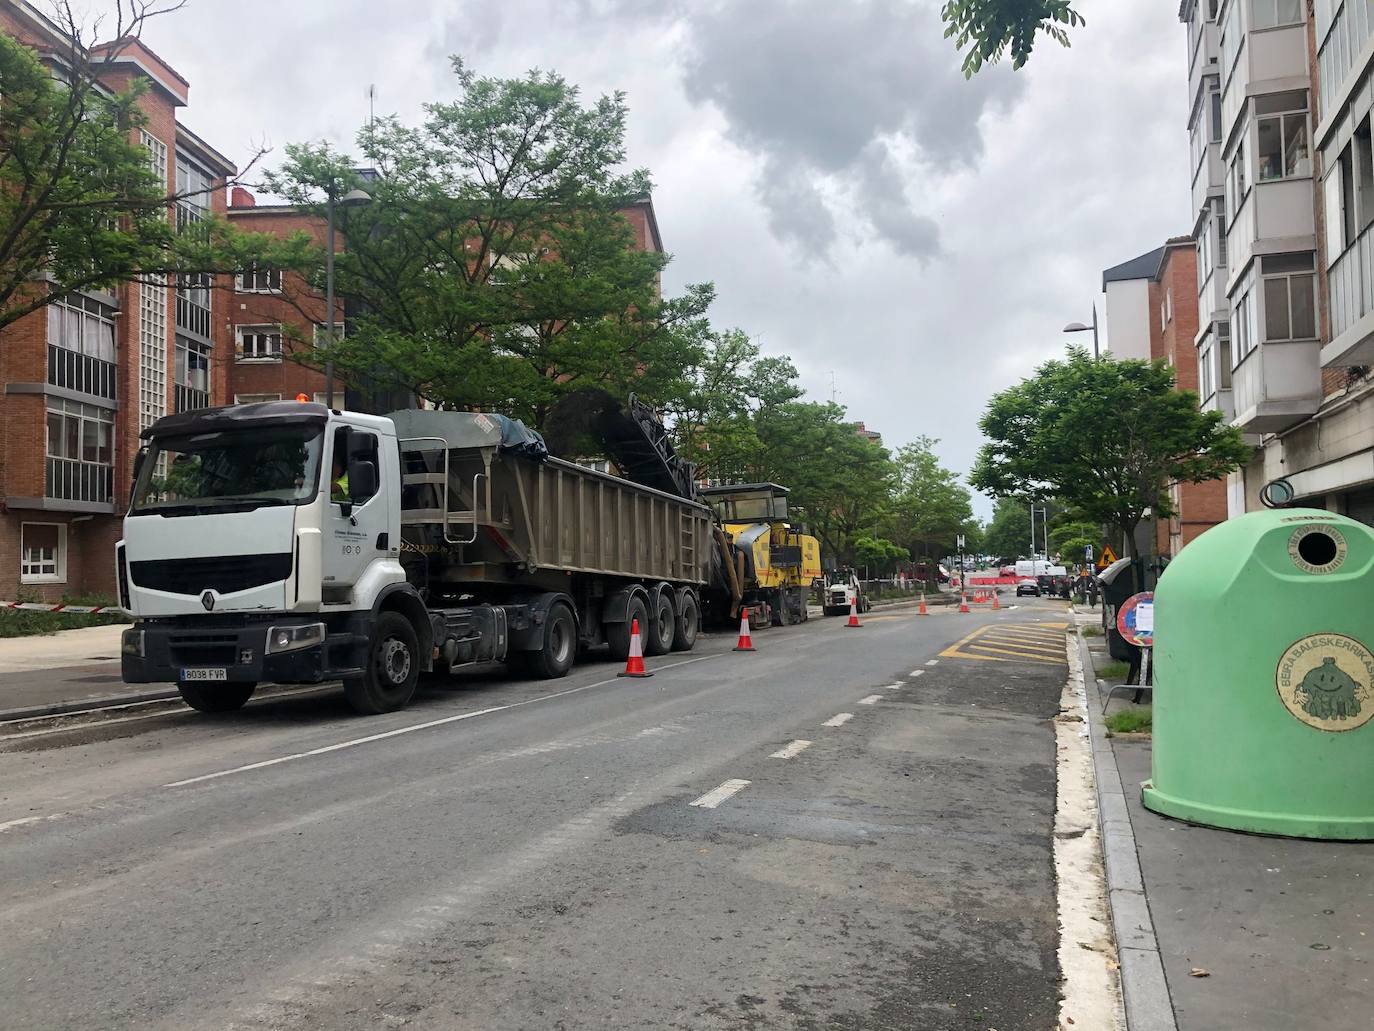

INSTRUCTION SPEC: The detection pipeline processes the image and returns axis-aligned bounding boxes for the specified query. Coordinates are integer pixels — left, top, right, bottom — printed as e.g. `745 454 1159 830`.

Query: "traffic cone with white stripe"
617 618 653 678
959 593 970 614
733 609 756 652
845 597 862 628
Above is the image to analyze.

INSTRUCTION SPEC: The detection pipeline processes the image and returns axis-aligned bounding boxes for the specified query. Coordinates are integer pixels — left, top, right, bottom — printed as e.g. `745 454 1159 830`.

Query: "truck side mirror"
348 459 378 501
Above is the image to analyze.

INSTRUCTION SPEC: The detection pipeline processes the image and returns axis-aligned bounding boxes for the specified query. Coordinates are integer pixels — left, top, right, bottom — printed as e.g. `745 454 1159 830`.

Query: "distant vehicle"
999 565 1016 577
823 573 871 617
1016 578 1041 597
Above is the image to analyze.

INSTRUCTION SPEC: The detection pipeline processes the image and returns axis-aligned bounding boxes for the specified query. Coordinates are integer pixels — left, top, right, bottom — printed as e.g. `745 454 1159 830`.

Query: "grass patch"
1081 625 1103 637
1105 707 1152 735
0 597 129 638
1097 660 1130 680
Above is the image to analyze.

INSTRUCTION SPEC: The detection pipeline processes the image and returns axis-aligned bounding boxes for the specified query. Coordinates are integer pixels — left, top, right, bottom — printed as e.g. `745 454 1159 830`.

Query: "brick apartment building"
0 1 237 601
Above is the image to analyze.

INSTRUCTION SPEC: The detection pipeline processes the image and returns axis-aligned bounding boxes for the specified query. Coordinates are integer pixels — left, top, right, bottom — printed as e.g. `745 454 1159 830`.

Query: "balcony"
47 344 116 401
45 457 113 505
1202 386 1235 423
1324 226 1374 365
175 384 210 413
1231 340 1322 433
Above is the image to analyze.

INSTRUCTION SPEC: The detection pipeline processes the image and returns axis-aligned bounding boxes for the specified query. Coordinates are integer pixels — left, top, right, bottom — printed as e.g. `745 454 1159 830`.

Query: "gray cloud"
681 0 1021 257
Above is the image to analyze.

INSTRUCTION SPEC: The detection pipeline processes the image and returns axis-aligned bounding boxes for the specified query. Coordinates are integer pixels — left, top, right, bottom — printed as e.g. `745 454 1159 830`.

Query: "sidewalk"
1079 614 1374 1030
0 624 179 720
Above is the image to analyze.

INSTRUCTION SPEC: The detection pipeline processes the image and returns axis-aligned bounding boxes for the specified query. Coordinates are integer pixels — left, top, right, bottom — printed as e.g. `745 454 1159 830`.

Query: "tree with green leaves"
0 3 308 334
940 0 1084 77
982 496 1032 562
971 348 1251 584
884 436 974 565
266 60 712 424
854 535 907 577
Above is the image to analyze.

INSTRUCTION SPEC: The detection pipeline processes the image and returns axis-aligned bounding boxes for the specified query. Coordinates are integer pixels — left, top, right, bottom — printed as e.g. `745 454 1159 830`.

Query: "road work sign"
1096 544 1118 571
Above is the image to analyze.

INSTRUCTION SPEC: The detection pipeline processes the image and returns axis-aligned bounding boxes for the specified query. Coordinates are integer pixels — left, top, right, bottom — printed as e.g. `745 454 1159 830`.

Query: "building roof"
1102 245 1167 290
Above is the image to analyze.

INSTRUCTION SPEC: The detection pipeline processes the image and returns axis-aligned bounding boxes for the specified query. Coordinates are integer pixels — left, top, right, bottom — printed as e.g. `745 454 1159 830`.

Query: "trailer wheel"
645 591 676 656
606 595 649 661
177 680 256 713
343 612 420 715
671 592 699 652
525 603 576 679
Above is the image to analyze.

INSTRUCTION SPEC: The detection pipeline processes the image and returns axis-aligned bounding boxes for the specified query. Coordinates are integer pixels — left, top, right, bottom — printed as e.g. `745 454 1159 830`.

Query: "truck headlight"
121 628 144 657
266 622 326 654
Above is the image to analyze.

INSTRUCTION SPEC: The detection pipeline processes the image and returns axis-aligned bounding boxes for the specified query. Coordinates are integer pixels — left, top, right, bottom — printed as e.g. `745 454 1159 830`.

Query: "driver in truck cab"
331 450 348 502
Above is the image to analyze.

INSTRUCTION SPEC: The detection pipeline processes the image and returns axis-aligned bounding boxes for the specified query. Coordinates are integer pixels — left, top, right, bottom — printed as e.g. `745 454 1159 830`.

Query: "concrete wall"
1105 279 1152 360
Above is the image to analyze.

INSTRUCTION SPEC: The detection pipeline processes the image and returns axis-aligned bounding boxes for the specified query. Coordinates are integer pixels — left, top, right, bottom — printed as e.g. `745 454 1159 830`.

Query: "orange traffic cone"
617 618 653 678
918 593 928 616
958 594 970 614
992 591 1000 610
733 609 756 652
846 597 862 628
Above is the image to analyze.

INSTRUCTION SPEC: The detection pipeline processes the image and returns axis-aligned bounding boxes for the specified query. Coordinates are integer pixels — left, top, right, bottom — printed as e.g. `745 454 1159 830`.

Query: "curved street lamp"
1062 304 1099 359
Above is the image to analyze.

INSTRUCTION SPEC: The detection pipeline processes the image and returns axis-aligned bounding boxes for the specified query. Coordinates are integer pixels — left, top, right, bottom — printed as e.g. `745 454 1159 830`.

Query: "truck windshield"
131 425 324 515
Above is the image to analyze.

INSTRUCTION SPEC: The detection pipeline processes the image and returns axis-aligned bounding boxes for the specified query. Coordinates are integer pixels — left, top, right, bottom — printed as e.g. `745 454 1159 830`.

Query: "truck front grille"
129 553 292 596
168 633 240 666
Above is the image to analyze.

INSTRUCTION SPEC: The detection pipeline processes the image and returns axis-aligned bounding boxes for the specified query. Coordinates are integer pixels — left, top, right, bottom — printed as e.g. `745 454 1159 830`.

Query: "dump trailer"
697 482 822 627
118 401 713 716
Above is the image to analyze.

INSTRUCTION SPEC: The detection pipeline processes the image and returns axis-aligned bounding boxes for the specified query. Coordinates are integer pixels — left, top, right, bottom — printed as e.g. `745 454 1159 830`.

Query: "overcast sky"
114 0 1189 519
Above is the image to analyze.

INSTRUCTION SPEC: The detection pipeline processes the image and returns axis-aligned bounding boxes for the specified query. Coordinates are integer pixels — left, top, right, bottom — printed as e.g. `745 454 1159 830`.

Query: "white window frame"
1260 255 1317 342
20 522 66 584
235 325 283 362
234 393 283 404
1250 0 1303 31
236 266 282 294
1255 95 1310 182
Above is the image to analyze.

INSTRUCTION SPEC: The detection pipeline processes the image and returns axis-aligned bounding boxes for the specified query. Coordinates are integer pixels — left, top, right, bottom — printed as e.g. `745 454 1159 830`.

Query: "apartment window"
1234 287 1255 363
140 130 168 189
236 326 282 362
236 266 282 293
176 272 211 339
234 393 282 404
1255 91 1309 181
45 398 114 504
1200 340 1215 399
175 154 214 236
47 294 115 361
174 337 210 390
1209 82 1223 143
1218 321 1233 387
1251 0 1303 30
1356 117 1374 232
20 523 65 584
1221 0 1239 73
1229 140 1248 210
1217 201 1228 266
1166 288 1173 323
1197 225 1211 291
1261 253 1317 341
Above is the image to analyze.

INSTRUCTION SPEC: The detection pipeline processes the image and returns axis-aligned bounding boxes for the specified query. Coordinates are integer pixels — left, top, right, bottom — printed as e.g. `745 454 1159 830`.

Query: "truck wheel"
671 592 699 651
645 591 676 656
606 595 649 661
525 603 576 679
177 680 256 713
343 611 420 715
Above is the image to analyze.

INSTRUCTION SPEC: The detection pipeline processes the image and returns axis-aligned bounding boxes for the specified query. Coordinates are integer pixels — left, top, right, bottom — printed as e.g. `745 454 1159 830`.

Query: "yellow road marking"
939 622 1070 664
962 643 1065 663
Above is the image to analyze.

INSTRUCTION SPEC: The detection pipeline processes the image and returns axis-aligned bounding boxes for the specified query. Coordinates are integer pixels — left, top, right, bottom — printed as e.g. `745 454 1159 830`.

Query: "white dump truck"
118 401 714 714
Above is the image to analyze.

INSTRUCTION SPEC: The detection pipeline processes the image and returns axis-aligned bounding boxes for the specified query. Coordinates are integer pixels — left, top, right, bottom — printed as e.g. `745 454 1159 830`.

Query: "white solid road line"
822 712 854 727
858 694 883 705
926 659 940 666
769 739 812 759
908 669 925 678
164 654 720 789
690 779 751 809
0 812 65 834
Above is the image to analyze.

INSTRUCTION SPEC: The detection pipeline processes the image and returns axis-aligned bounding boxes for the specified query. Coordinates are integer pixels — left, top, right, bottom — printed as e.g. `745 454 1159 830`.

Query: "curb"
1077 628 1178 1031
0 688 182 723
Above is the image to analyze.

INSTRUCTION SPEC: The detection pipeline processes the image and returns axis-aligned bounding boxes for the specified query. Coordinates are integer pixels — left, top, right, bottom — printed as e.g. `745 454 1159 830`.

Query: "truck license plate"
181 667 227 682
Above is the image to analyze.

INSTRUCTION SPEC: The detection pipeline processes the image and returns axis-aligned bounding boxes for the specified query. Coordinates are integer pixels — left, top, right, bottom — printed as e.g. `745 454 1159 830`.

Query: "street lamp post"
1063 304 1100 359
323 186 372 410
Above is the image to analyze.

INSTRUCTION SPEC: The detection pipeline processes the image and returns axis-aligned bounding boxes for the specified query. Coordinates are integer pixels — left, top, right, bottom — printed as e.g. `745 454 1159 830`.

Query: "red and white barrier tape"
1 601 125 614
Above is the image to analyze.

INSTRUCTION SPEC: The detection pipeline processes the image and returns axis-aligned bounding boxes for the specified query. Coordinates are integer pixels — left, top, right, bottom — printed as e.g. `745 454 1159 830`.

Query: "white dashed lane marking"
690 779 751 809
908 669 925 678
926 659 940 666
769 739 812 759
823 712 854 727
858 695 884 705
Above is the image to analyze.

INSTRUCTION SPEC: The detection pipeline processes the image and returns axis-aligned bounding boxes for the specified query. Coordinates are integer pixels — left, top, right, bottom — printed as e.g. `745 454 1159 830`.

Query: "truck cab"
119 401 421 713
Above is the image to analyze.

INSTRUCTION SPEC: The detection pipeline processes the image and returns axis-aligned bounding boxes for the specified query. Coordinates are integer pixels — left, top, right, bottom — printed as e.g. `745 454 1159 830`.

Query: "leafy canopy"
970 347 1251 557
940 0 1084 77
0 13 308 333
267 59 711 423
883 436 974 559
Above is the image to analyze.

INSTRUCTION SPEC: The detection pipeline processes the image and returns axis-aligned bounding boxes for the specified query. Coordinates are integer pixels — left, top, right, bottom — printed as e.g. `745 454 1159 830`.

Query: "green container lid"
1141 508 1374 839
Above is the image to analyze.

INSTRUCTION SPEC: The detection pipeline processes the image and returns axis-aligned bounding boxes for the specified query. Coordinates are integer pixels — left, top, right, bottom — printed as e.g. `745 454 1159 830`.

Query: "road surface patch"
822 712 854 727
690 779 751 809
769 739 812 759
939 623 1070 665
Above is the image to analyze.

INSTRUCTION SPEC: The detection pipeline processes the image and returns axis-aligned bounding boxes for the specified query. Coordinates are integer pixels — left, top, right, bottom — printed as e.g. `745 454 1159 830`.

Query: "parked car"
1016 578 1041 597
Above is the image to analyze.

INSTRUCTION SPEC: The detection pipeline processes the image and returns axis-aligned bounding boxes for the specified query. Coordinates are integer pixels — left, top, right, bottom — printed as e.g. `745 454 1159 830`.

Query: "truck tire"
177 680 256 713
645 590 676 656
343 611 420 715
671 592 699 651
822 605 843 617
525 603 576 679
606 595 649 661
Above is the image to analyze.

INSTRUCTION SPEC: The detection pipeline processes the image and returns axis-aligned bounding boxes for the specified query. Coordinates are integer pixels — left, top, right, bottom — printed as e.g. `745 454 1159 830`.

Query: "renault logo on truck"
200 590 215 612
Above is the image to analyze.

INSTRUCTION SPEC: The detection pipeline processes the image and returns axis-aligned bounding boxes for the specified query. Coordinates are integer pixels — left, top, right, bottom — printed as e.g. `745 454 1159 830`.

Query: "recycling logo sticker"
1276 634 1374 732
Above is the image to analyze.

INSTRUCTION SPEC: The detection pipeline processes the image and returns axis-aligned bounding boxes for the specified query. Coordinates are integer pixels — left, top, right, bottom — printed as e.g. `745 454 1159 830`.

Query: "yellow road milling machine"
697 483 822 627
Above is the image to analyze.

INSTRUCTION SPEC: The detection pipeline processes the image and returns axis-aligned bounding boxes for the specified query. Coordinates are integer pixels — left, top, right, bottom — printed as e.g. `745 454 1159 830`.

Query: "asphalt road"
0 597 1072 1030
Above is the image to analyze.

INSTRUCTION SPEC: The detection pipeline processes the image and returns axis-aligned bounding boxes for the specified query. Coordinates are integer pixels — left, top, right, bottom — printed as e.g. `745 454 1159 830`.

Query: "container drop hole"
1297 531 1339 568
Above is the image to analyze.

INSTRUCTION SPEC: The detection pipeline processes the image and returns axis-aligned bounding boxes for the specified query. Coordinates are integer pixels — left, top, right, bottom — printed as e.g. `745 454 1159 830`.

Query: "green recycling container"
1142 507 1374 839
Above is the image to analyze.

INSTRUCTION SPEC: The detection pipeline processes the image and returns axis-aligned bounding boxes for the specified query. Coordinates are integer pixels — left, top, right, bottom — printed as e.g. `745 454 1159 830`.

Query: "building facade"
0 2 235 600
